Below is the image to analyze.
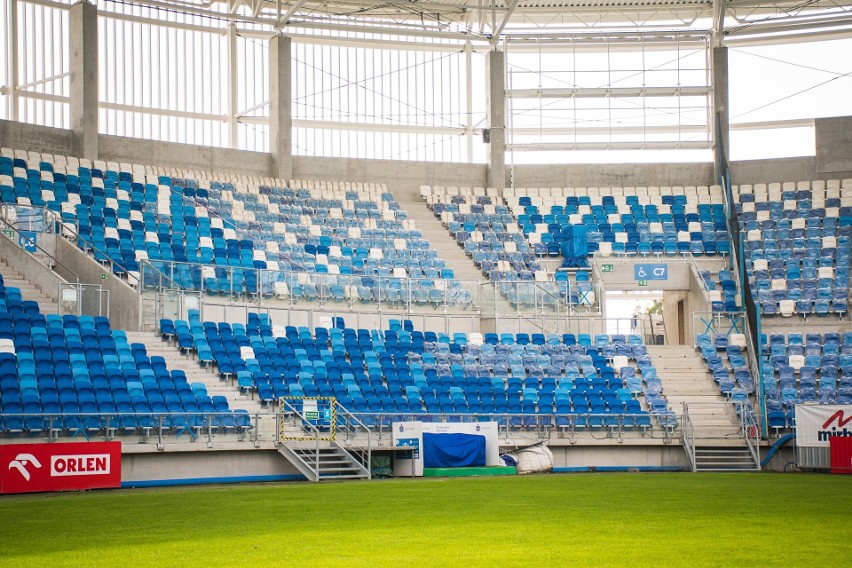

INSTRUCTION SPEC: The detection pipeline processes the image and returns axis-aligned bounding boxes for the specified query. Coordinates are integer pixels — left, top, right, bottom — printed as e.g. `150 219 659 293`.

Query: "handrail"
134 256 607 316
0 214 80 283
737 400 762 469
681 402 697 472
53 214 136 281
349 411 677 446
279 399 324 480
0 411 262 446
715 111 766 438
138 259 193 296
333 401 372 478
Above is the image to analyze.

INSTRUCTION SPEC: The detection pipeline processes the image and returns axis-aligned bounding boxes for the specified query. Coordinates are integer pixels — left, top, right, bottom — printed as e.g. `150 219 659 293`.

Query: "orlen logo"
8 453 43 481
50 454 111 477
818 411 852 442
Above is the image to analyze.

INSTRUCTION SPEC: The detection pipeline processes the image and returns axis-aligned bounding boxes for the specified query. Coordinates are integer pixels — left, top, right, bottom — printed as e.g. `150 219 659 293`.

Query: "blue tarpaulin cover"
423 432 486 468
560 225 588 268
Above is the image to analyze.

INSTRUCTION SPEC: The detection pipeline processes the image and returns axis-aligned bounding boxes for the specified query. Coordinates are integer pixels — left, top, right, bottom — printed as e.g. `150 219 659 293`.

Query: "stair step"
319 474 369 479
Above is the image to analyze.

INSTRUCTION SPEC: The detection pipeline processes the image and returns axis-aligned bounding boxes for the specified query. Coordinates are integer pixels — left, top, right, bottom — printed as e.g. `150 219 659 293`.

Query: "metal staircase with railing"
277 398 371 482
683 401 761 472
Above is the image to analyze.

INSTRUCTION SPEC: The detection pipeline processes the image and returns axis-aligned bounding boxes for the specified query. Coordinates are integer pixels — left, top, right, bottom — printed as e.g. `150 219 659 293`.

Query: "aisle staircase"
124 330 278 443
0 258 59 314
648 345 760 471
397 197 485 282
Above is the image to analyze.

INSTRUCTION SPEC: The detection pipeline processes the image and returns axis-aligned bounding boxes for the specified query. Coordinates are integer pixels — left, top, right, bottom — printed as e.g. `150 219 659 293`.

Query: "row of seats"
1 148 464 309
734 180 852 318
758 333 852 433
162 313 677 429
0 272 248 436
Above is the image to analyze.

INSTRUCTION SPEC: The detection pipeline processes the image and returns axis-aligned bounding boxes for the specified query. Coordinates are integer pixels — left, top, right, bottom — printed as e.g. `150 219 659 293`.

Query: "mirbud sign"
0 442 122 494
795 405 852 447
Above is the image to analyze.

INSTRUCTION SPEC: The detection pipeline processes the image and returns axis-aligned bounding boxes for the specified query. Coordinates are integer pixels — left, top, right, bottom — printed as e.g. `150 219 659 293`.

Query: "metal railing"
0 411 266 449
343 411 679 445
0 213 79 284
334 403 372 474
278 399 326 480
682 402 697 471
1 409 682 449
737 401 762 469
137 258 602 315
58 282 110 317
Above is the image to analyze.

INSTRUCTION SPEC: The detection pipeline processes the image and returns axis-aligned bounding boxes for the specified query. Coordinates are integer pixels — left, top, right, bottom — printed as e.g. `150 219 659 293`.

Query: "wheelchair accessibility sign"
634 263 668 281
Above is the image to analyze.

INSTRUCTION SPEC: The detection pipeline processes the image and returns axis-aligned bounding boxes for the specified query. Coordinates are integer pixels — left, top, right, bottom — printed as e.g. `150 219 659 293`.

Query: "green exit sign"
1 229 13 239
601 264 613 273
638 280 648 287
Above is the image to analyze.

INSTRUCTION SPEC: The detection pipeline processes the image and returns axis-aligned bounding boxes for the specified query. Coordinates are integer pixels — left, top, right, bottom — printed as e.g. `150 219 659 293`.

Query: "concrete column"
269 33 293 181
69 1 98 160
712 46 729 181
485 49 506 191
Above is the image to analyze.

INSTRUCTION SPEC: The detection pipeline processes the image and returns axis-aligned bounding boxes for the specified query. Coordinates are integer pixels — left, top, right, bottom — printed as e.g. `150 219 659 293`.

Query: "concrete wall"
55 235 141 330
815 115 852 175
122 450 304 486
99 134 273 177
550 445 689 471
4 117 852 194
730 156 820 186
293 155 487 202
118 445 687 487
512 162 717 189
0 230 67 301
595 258 693 291
0 120 74 157
661 270 710 346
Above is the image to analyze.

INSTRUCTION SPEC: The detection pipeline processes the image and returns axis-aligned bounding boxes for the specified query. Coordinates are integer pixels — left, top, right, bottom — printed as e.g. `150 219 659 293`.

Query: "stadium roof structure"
114 0 852 44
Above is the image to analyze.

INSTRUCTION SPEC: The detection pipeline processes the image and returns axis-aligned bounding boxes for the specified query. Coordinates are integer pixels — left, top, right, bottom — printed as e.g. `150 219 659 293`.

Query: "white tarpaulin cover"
509 443 554 474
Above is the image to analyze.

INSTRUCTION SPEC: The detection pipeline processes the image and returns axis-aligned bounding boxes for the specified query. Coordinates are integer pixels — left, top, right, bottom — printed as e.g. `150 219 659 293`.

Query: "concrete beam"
485 49 507 191
269 33 293 181
815 115 852 174
69 1 99 160
711 46 729 182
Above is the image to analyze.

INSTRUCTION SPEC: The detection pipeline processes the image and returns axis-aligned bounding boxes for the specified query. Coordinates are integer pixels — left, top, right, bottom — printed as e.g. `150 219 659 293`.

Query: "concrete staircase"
647 345 759 471
0 258 59 313
123 330 277 435
397 197 484 282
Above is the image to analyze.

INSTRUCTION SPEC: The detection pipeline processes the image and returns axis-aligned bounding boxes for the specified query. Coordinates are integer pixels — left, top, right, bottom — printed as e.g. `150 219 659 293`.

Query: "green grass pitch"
1 473 849 567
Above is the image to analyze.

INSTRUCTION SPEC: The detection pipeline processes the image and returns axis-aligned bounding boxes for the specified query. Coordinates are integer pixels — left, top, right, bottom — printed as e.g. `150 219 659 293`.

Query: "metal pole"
7 0 18 120
227 22 239 148
465 41 473 163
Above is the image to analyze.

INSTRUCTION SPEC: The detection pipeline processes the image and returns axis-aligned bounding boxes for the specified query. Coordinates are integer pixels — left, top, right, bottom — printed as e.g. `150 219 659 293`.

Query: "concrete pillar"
485 49 506 191
269 33 293 181
712 46 729 181
69 1 98 160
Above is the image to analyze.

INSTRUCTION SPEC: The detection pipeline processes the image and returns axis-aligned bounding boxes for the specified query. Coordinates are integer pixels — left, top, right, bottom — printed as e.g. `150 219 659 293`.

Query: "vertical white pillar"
269 33 293 181
69 1 98 159
486 49 506 190
712 46 730 180
227 23 239 149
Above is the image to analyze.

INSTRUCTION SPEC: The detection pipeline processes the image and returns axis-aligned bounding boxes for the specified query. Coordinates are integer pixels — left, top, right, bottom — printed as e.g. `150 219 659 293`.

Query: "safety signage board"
634 264 668 281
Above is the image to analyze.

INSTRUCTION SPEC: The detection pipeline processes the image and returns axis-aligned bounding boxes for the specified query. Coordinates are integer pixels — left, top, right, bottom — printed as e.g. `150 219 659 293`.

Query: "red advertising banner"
0 442 122 494
829 437 852 474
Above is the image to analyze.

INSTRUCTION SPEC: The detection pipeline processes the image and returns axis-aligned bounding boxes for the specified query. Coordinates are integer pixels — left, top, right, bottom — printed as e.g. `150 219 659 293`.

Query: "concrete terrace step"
644 345 748 448
123 331 267 415
396 196 485 282
0 261 60 313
